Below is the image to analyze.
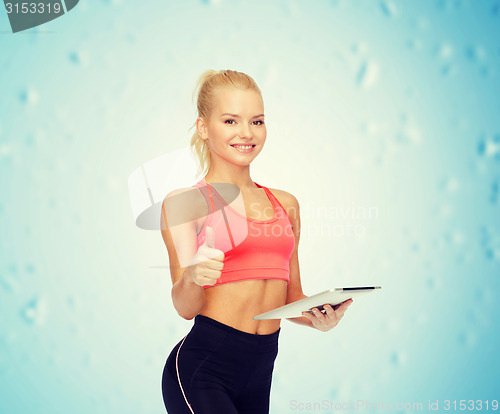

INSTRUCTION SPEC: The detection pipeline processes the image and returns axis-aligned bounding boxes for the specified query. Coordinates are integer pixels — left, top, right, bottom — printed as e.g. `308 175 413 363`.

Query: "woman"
160 69 353 414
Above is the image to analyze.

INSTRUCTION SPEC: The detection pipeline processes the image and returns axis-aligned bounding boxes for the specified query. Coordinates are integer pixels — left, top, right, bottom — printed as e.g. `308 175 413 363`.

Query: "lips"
230 144 256 153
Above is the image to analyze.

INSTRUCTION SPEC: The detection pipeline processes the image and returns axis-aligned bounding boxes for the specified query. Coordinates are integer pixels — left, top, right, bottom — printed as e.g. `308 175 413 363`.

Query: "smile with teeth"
231 144 255 153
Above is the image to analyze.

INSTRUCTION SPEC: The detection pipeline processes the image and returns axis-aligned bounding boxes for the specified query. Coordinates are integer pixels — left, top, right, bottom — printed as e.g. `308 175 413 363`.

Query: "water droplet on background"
357 61 379 89
20 296 48 326
490 179 499 204
19 88 40 105
390 350 407 366
380 1 397 17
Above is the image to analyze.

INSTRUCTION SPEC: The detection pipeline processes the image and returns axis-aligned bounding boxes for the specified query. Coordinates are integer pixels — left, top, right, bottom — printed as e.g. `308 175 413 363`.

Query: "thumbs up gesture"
188 226 225 287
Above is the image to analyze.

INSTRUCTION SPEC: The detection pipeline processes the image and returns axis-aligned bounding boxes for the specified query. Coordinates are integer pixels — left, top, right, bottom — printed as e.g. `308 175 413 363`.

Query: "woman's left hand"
302 299 353 332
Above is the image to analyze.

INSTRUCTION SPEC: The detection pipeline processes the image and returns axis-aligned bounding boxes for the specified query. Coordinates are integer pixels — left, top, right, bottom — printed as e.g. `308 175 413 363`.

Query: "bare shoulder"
266 187 300 219
162 186 208 227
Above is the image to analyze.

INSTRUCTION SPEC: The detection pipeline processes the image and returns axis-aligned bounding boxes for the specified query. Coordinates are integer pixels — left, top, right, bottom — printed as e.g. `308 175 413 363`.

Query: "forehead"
212 87 263 114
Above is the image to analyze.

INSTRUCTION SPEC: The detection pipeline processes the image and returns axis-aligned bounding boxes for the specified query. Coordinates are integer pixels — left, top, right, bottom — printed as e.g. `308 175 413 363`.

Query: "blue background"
1 0 499 413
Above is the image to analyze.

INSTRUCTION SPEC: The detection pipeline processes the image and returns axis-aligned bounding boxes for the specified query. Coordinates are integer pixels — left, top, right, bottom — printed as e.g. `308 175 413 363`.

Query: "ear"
196 117 209 140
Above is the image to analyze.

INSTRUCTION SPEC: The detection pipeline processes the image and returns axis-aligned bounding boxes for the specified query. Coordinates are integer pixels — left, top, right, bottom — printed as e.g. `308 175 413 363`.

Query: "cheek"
213 126 233 140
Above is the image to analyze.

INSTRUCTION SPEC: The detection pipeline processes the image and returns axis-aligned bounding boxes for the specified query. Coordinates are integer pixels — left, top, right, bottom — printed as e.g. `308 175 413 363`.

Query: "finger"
205 225 215 249
323 304 336 318
311 307 327 323
302 311 313 320
200 276 217 286
203 269 222 283
207 258 224 270
200 242 224 261
303 309 319 323
205 248 224 262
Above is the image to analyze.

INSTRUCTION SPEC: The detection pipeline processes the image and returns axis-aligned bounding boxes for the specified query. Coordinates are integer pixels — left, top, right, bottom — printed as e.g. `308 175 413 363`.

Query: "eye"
224 119 236 125
253 120 265 125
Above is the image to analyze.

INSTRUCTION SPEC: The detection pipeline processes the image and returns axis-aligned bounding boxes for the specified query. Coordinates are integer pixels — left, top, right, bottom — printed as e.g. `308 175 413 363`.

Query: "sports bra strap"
254 182 279 209
195 181 236 249
195 183 215 214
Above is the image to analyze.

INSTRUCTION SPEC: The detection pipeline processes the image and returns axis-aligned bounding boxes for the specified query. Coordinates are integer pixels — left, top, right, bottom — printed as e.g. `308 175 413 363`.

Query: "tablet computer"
253 286 381 320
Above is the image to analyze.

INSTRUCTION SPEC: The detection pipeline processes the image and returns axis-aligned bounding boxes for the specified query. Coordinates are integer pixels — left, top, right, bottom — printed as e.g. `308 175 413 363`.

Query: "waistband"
194 314 280 346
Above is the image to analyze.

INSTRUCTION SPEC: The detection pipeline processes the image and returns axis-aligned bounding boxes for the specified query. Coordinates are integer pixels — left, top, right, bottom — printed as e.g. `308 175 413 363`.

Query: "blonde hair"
189 69 263 177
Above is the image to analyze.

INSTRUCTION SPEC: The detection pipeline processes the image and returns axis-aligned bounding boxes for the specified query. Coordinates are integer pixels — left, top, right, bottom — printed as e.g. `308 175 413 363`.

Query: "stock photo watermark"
3 0 79 33
289 399 499 412
300 201 380 239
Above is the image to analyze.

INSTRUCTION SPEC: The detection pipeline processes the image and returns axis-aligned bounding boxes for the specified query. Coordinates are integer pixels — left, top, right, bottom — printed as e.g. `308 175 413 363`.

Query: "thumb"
205 225 215 249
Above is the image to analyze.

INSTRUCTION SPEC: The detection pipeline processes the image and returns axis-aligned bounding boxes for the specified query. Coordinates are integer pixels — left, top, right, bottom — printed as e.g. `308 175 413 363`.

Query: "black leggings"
161 314 281 414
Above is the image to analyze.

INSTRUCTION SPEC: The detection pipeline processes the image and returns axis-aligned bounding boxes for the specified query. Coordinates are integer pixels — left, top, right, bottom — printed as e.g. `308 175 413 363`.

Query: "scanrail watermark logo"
4 0 79 33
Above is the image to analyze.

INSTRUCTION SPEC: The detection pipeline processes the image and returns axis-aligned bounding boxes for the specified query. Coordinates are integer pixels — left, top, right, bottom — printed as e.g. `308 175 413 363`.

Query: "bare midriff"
195 191 289 335
199 278 288 335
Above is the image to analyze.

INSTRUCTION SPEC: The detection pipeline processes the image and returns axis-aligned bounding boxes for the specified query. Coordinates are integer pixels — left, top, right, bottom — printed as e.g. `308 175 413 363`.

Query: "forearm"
171 268 205 320
285 314 315 328
285 292 315 328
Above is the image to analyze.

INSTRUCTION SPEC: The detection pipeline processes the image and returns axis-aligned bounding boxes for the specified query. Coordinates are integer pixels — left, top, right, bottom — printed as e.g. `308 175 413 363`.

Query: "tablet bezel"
253 286 381 320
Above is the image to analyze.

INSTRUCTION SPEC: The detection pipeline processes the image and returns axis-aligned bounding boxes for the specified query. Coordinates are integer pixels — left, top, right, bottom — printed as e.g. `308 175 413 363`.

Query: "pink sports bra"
193 179 295 288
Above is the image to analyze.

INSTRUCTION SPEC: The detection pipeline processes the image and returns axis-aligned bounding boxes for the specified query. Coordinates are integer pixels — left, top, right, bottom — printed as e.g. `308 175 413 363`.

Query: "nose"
237 123 252 139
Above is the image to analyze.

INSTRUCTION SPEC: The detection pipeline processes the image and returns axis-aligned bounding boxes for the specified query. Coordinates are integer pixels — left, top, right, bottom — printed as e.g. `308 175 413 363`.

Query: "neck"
203 166 257 190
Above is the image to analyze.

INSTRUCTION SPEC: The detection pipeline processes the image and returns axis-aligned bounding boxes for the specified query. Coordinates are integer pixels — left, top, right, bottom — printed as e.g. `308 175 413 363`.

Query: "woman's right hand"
188 226 225 287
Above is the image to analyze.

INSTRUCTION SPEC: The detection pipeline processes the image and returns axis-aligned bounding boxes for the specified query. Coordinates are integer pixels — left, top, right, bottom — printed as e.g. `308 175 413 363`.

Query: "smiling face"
197 87 266 168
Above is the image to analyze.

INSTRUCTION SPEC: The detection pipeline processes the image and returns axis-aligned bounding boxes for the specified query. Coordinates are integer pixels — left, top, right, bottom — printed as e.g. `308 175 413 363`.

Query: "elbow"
170 279 206 320
172 300 200 320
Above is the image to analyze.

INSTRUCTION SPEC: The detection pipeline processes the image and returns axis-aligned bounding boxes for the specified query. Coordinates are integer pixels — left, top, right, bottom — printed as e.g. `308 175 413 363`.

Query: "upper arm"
160 187 203 286
269 188 306 303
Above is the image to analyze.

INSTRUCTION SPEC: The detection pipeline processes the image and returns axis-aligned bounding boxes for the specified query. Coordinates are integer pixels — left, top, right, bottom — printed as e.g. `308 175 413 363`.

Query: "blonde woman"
161 69 353 414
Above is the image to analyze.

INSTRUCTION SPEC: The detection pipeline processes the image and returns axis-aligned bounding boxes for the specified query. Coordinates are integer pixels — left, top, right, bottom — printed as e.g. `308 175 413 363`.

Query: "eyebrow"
220 113 265 119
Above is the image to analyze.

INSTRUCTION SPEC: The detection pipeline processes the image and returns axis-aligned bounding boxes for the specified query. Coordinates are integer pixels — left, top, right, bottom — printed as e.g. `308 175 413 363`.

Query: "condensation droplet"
440 177 459 193
380 0 397 17
101 0 123 5
25 263 36 274
437 43 454 60
396 124 422 145
416 17 429 30
485 247 500 261
19 88 40 105
441 63 457 76
390 350 407 366
357 61 379 89
66 295 77 309
479 65 491 78
20 296 48 326
329 387 339 399
447 230 465 245
68 49 89 66
0 274 17 292
0 143 14 159
426 276 436 289
82 350 94 367
480 227 500 261
466 45 486 62
351 42 368 54
200 0 222 6
407 38 424 51
492 2 500 15
457 330 477 348
437 0 465 11
490 179 499 204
